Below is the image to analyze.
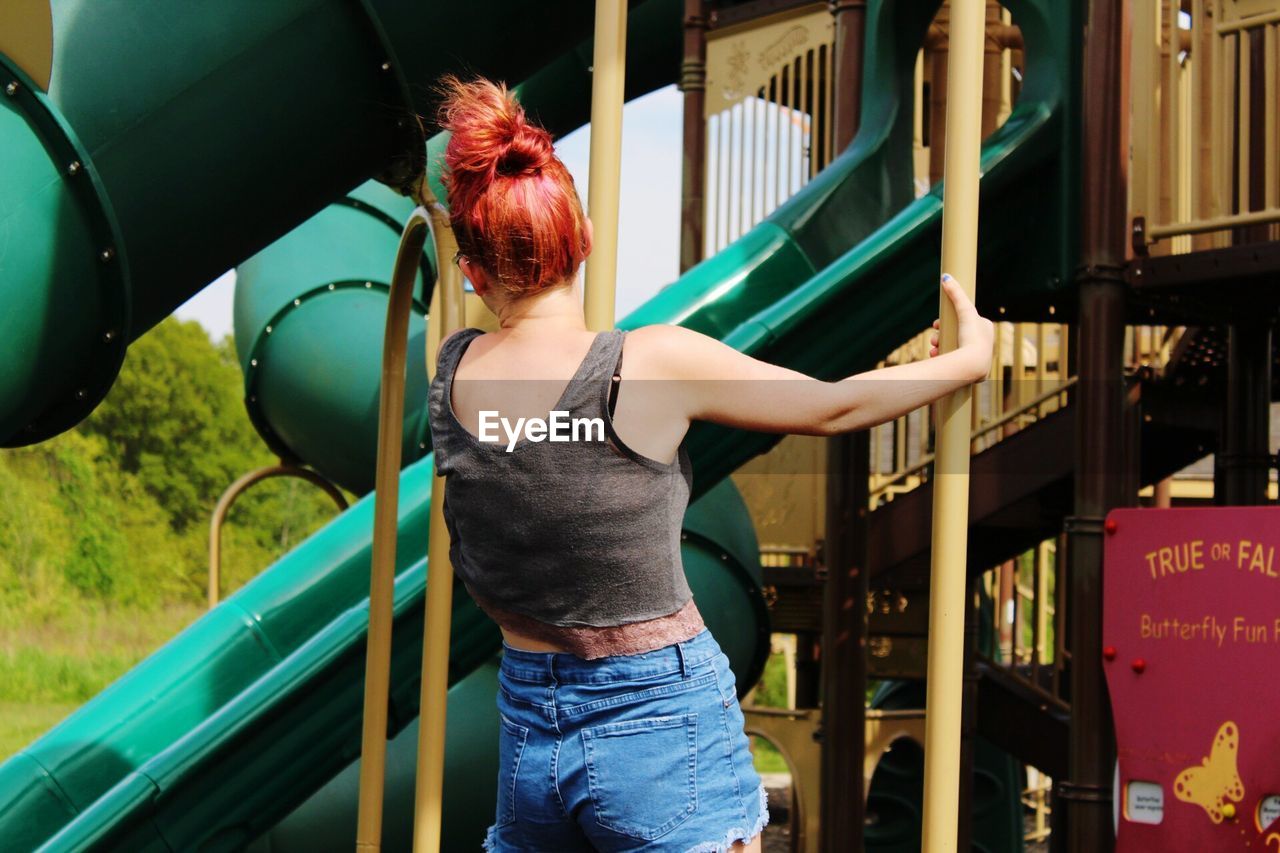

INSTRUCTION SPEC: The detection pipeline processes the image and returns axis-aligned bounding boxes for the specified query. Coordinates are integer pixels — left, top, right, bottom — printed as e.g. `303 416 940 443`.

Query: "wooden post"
679 0 708 273
820 2 868 850
1061 0 1130 848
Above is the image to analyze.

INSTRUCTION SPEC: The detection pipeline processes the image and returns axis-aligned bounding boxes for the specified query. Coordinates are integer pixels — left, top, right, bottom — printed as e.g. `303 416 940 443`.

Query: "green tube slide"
0 0 1078 848
0 0 628 447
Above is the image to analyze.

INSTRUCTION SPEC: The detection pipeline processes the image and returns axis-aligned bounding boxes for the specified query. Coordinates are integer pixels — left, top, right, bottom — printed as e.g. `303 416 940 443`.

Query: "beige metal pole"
355 206 433 852
583 0 628 331
920 0 985 850
411 191 467 853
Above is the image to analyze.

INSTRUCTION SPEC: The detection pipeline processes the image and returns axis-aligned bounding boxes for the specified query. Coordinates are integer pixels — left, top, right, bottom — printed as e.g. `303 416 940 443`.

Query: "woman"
427 76 994 853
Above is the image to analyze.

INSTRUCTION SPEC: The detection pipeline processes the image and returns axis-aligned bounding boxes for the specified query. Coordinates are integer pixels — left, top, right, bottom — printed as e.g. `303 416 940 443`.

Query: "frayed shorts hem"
683 782 770 852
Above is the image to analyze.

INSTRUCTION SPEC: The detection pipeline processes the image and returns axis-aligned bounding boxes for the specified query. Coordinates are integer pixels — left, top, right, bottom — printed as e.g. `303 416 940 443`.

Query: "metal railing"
702 2 836 255
1131 0 1280 249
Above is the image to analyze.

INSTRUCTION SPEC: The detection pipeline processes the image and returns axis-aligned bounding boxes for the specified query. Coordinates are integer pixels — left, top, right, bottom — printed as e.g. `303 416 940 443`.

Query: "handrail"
870 376 1078 500
207 462 349 609
410 187 466 853
355 203 435 852
1132 0 1280 247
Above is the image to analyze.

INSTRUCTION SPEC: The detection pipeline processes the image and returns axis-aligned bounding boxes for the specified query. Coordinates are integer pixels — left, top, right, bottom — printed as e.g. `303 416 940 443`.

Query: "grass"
0 701 80 760
0 602 203 762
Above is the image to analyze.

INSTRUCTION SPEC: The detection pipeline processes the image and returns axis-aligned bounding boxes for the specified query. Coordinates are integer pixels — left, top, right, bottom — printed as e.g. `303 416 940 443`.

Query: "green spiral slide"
0 0 1076 849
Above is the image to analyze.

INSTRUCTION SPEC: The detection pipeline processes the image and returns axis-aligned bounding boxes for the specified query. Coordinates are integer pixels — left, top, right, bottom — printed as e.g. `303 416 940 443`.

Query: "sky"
174 85 685 341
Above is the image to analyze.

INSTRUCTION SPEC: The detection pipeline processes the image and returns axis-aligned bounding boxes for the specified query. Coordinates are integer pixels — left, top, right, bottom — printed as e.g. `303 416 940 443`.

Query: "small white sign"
1126 781 1164 825
1259 795 1280 831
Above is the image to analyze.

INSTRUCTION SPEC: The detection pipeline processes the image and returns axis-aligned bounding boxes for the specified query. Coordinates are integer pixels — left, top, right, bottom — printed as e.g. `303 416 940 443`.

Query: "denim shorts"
484 627 770 852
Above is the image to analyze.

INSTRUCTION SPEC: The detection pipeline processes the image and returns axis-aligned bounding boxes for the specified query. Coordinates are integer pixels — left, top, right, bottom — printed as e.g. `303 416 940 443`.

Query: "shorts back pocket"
581 712 699 840
496 713 530 828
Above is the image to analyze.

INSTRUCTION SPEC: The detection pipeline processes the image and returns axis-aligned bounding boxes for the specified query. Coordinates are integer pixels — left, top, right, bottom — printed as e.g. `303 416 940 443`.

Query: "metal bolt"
998 306 1006 315
328 283 335 290
4 82 17 96
74 388 88 400
99 247 115 262
67 161 82 176
380 61 392 72
1047 305 1056 315
419 442 427 449
365 281 373 288
265 325 273 334
293 298 301 306
102 329 116 343
250 358 258 367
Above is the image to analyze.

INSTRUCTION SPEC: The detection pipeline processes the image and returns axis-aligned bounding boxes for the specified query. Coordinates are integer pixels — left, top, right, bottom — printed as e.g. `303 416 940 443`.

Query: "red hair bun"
436 75 589 297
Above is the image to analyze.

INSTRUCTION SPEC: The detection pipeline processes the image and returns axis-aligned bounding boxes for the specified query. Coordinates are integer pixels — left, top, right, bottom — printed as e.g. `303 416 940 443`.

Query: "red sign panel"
1104 506 1280 851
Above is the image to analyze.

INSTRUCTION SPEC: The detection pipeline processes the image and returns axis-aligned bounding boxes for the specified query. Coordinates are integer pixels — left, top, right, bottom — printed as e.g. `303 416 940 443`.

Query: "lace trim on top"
467 585 707 660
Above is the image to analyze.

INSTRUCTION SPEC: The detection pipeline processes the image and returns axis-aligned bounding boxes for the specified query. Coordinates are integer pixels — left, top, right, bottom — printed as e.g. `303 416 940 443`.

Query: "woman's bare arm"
636 275 994 436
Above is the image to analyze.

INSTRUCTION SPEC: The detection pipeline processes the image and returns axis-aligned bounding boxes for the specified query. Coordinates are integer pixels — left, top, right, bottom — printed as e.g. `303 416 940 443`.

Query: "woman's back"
428 325 703 644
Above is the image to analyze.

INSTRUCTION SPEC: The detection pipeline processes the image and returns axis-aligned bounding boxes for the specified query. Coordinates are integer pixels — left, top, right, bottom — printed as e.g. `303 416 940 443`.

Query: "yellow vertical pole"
355 206 433 852
583 0 628 332
411 190 468 853
920 0 984 850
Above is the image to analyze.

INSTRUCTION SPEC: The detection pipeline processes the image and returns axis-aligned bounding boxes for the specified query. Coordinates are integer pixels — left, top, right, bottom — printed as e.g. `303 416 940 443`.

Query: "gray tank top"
427 327 695 627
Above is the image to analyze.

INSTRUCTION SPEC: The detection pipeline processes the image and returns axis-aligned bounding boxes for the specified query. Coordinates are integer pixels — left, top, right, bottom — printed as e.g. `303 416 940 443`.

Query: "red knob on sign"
1131 658 1146 674
1104 518 1118 535
1103 646 1117 661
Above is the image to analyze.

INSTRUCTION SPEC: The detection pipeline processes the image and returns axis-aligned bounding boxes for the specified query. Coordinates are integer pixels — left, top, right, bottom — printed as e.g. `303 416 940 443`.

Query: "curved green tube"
0 0 615 446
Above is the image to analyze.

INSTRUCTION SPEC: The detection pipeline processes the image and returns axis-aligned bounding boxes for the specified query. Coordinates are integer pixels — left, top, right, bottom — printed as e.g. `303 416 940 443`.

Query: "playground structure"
0 1 1277 852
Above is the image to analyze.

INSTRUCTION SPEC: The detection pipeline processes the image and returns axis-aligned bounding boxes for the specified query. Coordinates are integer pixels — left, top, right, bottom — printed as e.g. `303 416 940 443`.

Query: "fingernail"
941 273 953 282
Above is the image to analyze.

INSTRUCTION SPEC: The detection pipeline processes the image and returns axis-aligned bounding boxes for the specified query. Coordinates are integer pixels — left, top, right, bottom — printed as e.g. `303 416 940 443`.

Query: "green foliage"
78 319 269 532
0 317 350 755
751 650 790 709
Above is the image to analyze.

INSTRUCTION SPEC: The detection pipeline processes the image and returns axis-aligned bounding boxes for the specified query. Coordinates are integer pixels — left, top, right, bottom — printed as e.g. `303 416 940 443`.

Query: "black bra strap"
607 333 624 418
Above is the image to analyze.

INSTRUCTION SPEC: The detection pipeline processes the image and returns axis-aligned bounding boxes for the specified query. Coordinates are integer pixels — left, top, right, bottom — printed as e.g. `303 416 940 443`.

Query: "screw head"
265 325 273 334
67 161 82 176
4 81 17 96
328 283 335 290
380 61 392 72
74 388 88 400
250 358 258 367
1103 646 1117 661
1131 658 1146 674
102 329 116 343
1222 803 1236 820
293 298 301 306
99 247 115 262
1104 518 1118 535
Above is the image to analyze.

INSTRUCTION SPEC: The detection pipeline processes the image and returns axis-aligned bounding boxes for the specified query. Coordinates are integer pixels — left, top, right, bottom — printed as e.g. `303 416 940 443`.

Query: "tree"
78 319 269 532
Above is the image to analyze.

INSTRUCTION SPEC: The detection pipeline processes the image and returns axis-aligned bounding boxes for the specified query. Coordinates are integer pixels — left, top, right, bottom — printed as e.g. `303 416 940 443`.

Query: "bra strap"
607 332 625 418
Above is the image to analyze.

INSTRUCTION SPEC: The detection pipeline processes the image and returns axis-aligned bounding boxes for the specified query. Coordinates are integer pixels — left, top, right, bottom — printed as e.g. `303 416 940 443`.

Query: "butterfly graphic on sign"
1174 721 1245 824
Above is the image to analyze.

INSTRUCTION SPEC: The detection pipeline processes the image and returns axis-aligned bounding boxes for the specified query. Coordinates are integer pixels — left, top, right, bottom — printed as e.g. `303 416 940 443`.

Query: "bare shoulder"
622 324 724 379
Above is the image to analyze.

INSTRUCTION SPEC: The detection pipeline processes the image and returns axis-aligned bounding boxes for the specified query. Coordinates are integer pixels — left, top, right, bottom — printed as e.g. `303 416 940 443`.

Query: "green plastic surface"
0 0 623 445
